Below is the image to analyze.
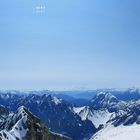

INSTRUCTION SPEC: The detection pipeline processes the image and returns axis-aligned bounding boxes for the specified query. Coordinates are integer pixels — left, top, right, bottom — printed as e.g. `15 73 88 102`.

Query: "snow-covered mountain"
73 106 112 128
23 94 95 140
73 92 126 129
90 105 140 140
108 100 140 126
0 106 71 140
88 92 126 112
0 92 96 140
88 92 140 140
1 90 140 140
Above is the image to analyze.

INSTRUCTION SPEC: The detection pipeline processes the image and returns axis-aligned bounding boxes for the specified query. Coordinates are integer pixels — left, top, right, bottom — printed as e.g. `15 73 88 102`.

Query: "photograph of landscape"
0 0 140 140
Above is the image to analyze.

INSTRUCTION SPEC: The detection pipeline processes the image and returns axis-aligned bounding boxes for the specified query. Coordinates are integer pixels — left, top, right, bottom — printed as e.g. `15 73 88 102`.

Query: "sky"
0 0 140 90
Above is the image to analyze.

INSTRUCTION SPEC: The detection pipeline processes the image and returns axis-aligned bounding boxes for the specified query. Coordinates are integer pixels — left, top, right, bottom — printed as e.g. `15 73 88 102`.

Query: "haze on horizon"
0 0 140 90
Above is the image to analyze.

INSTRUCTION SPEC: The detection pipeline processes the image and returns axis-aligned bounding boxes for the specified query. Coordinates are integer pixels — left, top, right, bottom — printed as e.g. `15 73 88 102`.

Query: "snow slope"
90 123 140 140
74 106 112 128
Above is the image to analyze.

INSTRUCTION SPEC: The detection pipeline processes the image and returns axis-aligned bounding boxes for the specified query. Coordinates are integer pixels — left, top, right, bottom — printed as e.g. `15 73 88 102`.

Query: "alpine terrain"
0 89 140 140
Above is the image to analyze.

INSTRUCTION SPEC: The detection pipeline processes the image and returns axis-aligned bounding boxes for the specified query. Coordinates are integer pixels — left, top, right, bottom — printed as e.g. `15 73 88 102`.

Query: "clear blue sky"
0 0 140 90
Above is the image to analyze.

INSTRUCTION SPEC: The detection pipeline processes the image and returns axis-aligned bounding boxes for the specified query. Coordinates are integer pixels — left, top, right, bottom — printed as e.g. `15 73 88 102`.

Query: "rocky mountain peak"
89 92 125 112
0 106 71 140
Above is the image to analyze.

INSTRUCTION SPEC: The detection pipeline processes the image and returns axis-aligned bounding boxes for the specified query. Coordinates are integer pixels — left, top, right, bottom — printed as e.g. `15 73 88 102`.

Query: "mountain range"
0 89 140 140
0 105 70 140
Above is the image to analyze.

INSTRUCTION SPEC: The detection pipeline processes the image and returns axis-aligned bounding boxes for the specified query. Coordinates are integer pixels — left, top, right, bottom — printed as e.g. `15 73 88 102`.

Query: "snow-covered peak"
92 92 118 103
46 94 62 105
17 105 26 112
90 92 115 104
74 105 112 128
52 96 62 105
16 106 30 117
88 92 125 112
0 106 70 140
0 106 29 140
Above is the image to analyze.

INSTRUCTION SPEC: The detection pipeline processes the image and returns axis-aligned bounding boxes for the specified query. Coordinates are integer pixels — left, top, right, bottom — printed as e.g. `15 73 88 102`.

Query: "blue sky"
0 0 140 90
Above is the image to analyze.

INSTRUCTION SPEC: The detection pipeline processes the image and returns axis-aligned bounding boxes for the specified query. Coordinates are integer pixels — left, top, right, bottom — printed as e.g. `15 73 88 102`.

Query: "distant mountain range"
0 89 140 140
56 88 140 99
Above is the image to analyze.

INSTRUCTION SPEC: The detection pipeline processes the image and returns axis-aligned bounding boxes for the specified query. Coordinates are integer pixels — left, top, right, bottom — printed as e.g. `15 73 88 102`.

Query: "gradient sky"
0 0 140 90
